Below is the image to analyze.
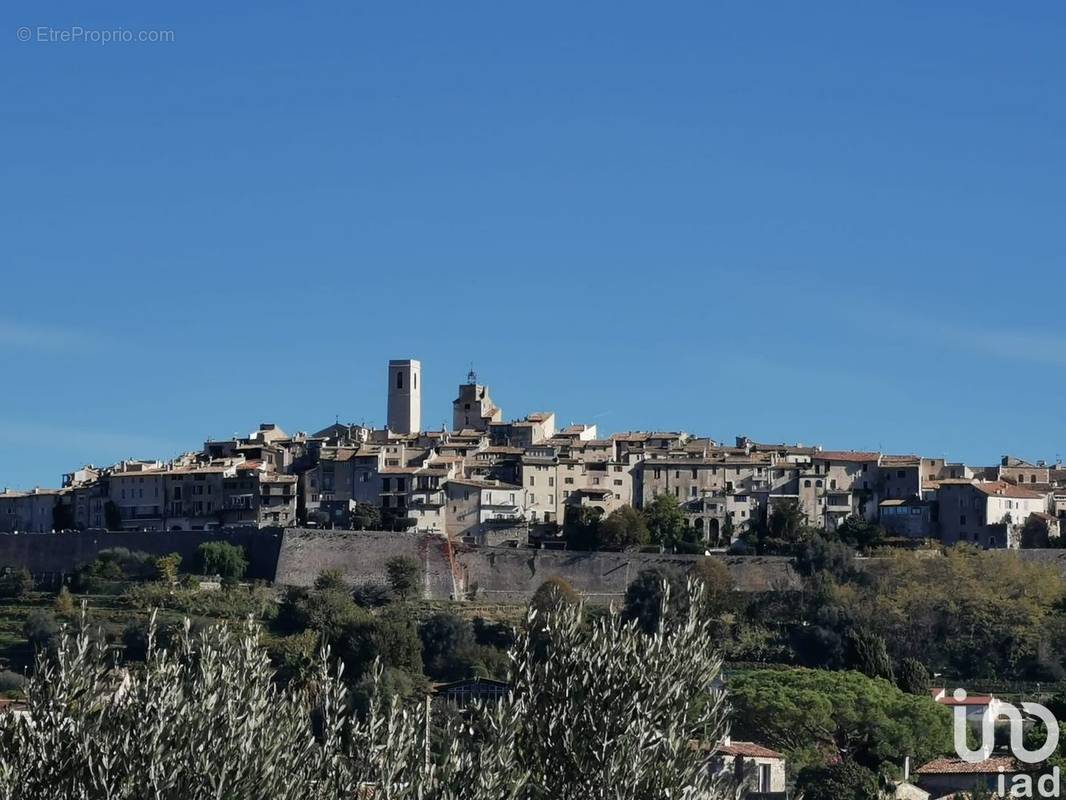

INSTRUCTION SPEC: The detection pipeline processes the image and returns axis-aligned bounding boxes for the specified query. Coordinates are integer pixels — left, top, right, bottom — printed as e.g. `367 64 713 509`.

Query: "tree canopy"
597 505 650 549
195 542 248 580
728 667 951 774
384 555 421 601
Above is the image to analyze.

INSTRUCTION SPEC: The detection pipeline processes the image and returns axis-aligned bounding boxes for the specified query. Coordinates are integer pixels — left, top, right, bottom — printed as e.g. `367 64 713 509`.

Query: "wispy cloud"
842 309 1066 368
0 319 104 354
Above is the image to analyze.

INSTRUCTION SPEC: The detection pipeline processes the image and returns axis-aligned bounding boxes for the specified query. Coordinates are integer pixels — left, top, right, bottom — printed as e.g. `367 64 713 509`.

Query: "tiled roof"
973 481 1045 500
814 451 880 463
882 455 921 466
931 688 994 706
916 756 1018 775
713 741 784 759
935 479 1045 499
449 477 521 491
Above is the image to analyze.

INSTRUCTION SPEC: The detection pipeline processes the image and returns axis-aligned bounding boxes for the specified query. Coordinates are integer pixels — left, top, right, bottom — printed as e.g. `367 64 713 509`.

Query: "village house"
800 451 880 531
0 488 61 533
879 497 936 538
935 480 1049 548
710 737 789 799
445 478 526 543
914 756 1021 798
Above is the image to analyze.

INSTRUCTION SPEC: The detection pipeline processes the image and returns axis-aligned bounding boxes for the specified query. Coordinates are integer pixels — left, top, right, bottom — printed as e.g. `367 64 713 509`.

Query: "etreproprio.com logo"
953 689 1060 797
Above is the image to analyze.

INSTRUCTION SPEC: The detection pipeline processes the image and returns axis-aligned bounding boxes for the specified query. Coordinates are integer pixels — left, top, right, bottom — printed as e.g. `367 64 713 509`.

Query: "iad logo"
951 688 1060 797
953 689 1058 764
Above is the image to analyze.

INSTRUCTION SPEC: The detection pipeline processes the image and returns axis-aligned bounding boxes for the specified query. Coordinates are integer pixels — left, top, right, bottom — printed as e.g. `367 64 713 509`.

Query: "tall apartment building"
387 359 421 435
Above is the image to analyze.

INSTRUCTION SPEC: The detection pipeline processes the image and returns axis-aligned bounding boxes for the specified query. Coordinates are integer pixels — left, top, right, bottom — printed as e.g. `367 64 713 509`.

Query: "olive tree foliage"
0 610 522 800
512 579 729 799
0 585 731 800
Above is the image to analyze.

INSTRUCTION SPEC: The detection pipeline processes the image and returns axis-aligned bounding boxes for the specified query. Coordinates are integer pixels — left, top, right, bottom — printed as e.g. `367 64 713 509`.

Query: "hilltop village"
2 358 1061 551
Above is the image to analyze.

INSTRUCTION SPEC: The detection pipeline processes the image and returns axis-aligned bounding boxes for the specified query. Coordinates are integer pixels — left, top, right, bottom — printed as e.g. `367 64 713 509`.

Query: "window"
960 515 967 525
413 373 417 390
382 478 391 491
691 469 698 479
897 470 905 478
691 487 697 497
529 475 535 486
758 764 771 793
804 480 811 488
565 477 574 485
396 371 403 390
614 479 622 486
548 477 554 487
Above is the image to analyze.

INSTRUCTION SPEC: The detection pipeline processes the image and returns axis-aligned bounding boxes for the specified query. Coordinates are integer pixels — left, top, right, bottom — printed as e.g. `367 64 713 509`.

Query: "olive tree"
0 583 731 800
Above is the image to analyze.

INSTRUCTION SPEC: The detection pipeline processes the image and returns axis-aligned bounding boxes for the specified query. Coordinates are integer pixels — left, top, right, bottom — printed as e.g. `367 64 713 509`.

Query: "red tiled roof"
916 756 1018 775
973 481 1045 500
931 688 994 706
714 741 784 759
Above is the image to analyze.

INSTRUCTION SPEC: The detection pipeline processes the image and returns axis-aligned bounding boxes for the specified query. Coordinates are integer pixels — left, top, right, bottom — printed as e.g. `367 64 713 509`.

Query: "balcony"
825 494 852 511
410 492 446 507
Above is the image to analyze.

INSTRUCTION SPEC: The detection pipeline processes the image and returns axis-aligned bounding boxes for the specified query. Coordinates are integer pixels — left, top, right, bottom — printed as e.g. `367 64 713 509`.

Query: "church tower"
387 359 421 434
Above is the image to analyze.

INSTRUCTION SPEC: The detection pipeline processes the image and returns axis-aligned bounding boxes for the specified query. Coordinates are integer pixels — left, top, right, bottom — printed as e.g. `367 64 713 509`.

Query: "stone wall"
0 528 283 583
275 529 800 602
274 529 455 598
0 527 800 603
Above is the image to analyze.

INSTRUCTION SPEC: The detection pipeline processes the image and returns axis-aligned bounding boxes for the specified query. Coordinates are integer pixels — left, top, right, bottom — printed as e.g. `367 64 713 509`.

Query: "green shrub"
195 541 248 580
351 581 393 608
71 548 156 592
0 669 27 695
22 610 59 653
384 556 420 601
124 582 276 620
0 567 34 599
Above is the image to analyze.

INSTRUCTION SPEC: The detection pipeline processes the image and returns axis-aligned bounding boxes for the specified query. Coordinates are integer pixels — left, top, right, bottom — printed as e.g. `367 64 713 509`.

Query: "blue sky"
4 2 1066 489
